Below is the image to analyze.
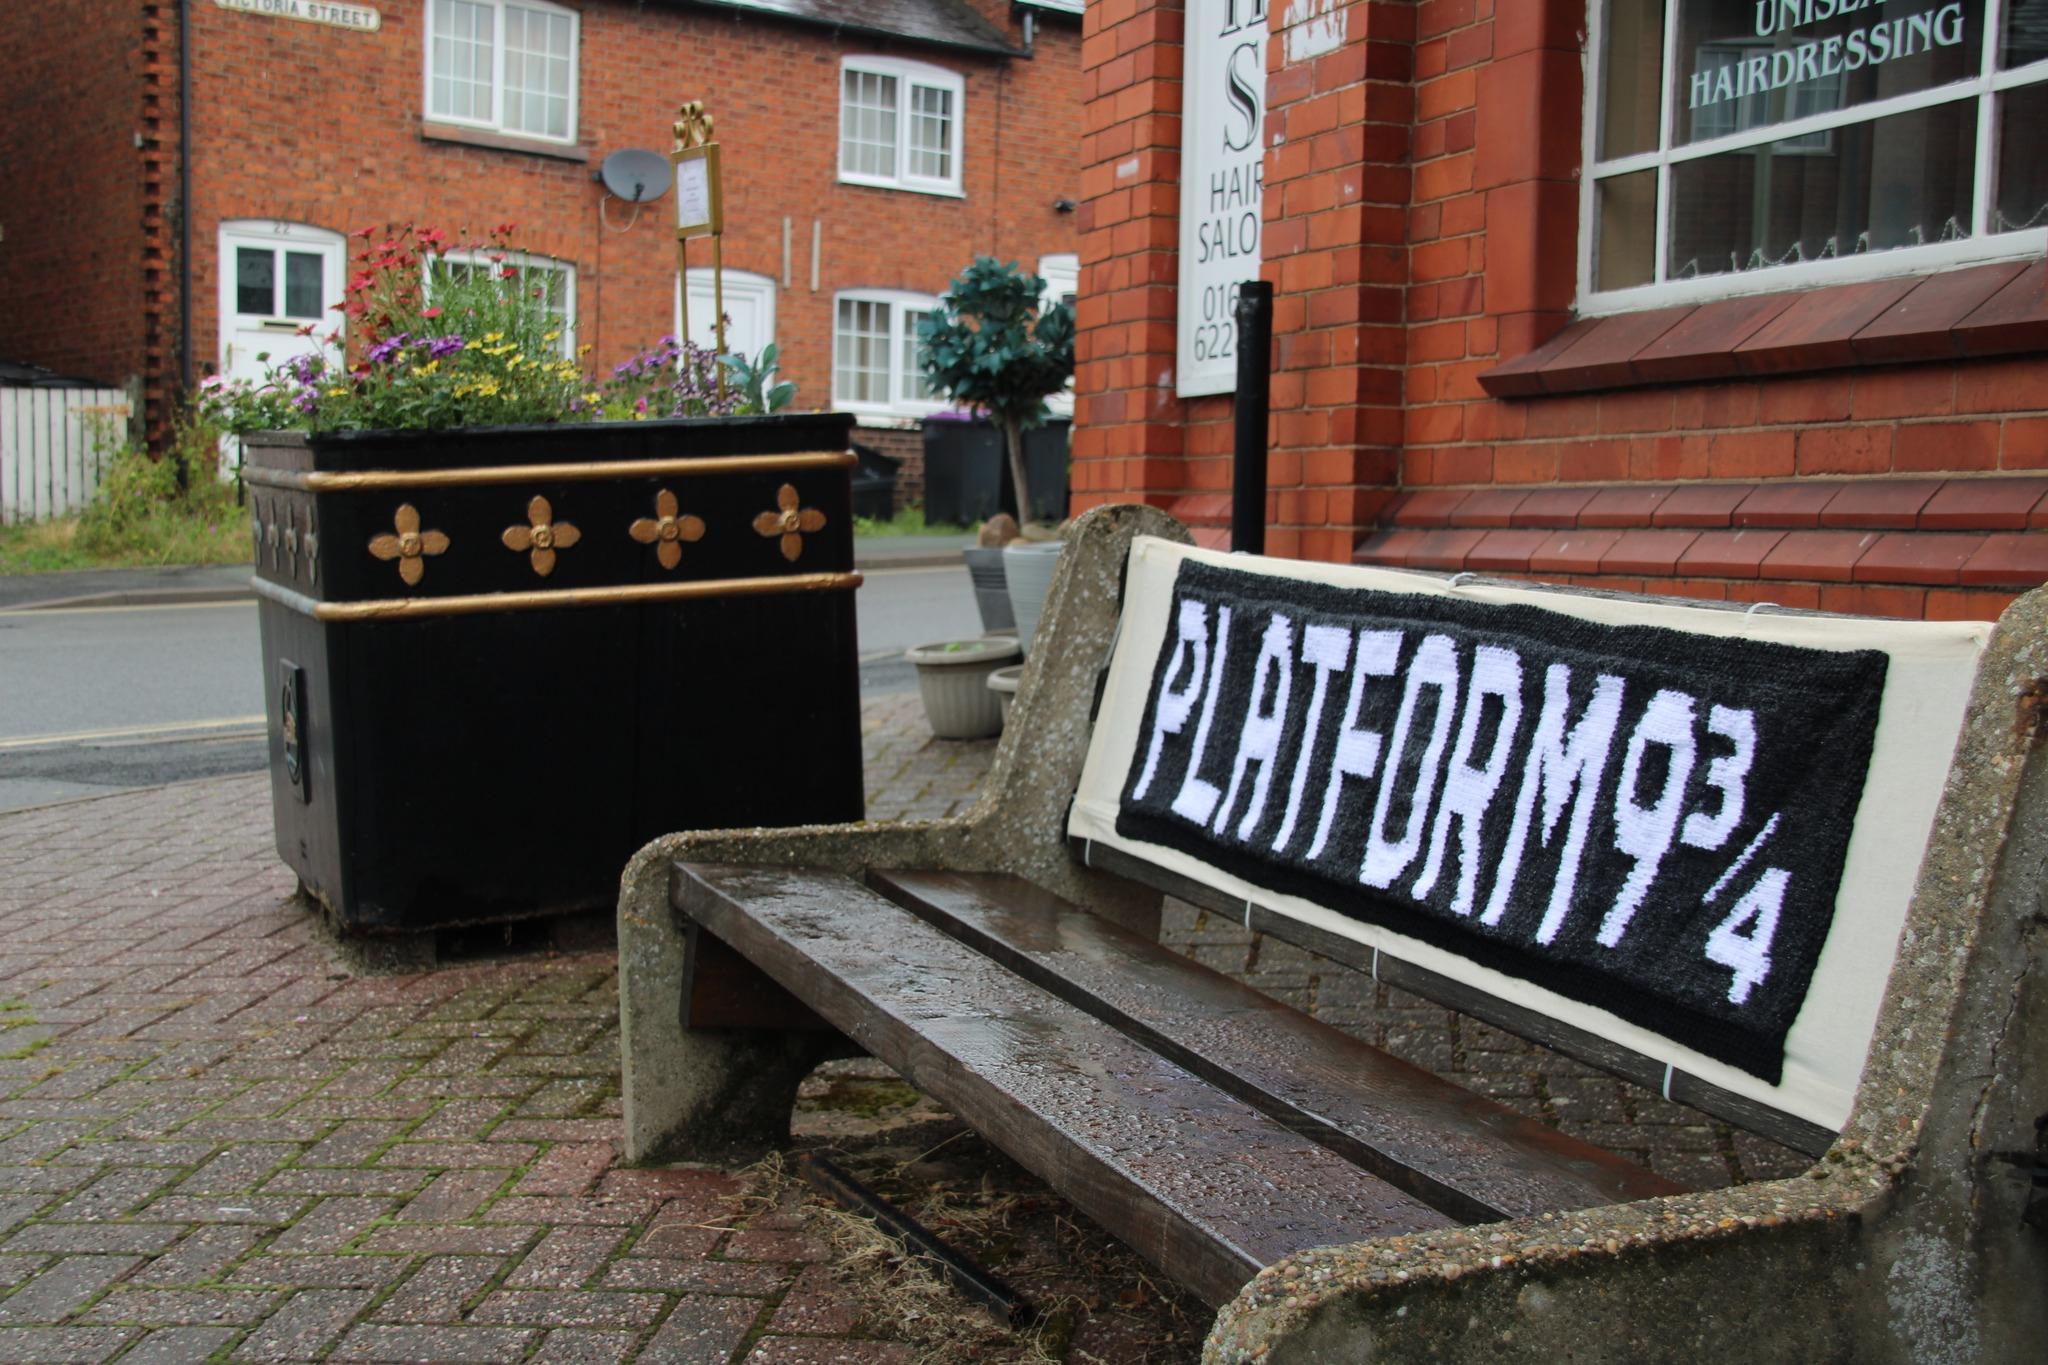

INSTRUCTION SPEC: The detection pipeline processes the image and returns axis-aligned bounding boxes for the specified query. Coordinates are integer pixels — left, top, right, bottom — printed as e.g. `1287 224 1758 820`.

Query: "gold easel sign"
672 99 727 395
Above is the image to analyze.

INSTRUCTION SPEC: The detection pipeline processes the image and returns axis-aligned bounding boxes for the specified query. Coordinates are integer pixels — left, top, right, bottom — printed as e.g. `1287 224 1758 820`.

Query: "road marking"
0 715 267 751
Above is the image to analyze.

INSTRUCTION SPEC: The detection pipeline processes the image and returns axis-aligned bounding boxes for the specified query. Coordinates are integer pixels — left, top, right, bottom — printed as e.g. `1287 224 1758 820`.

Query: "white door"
677 268 776 360
217 222 345 475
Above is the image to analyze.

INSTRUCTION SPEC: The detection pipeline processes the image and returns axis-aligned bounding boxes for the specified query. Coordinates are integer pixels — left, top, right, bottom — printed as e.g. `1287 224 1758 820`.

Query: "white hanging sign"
1175 0 1267 398
213 0 382 33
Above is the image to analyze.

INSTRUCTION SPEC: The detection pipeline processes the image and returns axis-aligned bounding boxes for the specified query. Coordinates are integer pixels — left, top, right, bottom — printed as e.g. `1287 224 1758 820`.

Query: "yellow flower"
584 391 602 405
325 387 347 398
543 330 560 343
418 360 440 376
577 344 592 356
483 331 504 343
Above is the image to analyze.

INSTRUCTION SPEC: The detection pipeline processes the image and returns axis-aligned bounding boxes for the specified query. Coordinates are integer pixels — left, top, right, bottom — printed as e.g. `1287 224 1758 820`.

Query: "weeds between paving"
727 1059 1203 1363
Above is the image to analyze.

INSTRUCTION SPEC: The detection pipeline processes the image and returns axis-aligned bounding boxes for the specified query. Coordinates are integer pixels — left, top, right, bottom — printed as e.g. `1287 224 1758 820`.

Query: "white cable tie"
1243 899 1254 931
1447 572 1476 589
1662 1063 1676 1101
1083 839 1093 869
1371 947 1380 981
1744 600 1777 617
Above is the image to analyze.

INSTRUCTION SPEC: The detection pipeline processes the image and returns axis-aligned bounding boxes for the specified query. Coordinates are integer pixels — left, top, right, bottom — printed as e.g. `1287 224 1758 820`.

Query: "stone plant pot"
906 636 1021 739
241 412 865 934
986 663 1024 728
962 546 1016 632
1002 540 1064 655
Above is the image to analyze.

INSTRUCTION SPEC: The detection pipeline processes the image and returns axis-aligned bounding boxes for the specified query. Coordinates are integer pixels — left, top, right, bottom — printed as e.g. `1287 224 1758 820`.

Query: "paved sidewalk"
0 692 1801 1363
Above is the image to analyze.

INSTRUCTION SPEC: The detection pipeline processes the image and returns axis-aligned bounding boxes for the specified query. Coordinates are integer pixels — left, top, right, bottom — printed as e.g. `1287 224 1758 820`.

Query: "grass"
0 417 252 575
853 505 957 538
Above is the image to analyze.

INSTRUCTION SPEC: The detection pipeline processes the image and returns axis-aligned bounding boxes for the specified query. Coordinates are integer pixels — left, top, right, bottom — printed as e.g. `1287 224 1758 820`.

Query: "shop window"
833 290 943 416
839 57 966 196
426 0 578 144
1584 0 2048 311
434 250 577 356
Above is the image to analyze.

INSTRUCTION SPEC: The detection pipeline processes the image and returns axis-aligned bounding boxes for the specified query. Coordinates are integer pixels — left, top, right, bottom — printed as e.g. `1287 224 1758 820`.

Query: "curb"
3 586 257 613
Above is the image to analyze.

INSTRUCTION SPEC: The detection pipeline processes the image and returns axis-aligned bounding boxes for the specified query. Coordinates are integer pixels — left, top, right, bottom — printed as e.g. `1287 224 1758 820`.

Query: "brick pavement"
0 691 1800 1364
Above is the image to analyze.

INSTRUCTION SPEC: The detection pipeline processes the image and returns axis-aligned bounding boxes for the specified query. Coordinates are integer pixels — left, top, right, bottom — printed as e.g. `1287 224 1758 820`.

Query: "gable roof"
671 0 1021 58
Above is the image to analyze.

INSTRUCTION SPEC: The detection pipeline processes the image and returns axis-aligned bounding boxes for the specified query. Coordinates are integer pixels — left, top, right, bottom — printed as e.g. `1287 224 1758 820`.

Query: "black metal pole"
1232 280 1273 554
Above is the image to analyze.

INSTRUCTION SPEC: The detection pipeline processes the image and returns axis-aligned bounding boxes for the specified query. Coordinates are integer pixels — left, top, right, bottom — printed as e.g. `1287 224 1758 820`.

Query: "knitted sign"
1114 557 1889 1084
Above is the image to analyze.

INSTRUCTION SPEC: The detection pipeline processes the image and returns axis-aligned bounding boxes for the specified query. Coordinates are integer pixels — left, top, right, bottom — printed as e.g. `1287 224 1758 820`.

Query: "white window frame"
832 288 946 418
435 249 577 356
1580 0 2048 315
1038 254 1079 418
423 0 580 146
838 56 967 197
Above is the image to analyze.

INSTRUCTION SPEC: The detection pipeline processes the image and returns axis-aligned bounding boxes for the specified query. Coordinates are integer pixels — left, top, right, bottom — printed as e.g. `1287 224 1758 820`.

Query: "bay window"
1584 0 2048 310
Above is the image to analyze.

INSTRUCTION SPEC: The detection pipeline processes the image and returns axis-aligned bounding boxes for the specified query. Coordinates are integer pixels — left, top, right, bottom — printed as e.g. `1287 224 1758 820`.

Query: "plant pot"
242 412 865 934
906 636 1021 739
1003 540 1065 655
962 546 1016 632
986 663 1024 728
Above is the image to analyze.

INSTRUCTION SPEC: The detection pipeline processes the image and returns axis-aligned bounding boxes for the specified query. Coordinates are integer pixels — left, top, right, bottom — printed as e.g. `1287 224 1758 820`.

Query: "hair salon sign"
1176 1 1267 397
214 0 382 32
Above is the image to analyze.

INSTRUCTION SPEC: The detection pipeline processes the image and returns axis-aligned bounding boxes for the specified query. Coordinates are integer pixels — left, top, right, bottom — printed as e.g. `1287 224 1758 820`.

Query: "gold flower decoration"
501 495 581 578
629 488 706 570
752 483 826 563
367 503 450 587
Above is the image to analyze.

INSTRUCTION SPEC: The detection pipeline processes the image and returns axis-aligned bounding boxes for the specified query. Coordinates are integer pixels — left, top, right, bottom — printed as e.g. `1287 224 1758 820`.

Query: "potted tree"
203 223 864 939
916 258 1074 652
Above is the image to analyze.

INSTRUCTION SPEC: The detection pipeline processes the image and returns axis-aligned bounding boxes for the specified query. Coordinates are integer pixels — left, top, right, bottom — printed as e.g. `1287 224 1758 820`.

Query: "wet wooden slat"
675 863 1453 1307
871 868 1685 1223
1068 836 1837 1157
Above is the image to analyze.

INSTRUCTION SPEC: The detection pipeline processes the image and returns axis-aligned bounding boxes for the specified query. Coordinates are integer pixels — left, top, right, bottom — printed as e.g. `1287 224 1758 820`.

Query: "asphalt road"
0 565 983 813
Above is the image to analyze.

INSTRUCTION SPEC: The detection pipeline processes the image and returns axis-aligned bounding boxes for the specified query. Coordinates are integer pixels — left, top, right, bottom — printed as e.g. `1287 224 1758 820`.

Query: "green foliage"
597 338 796 421
199 223 594 434
850 504 931 537
721 343 799 415
916 257 1075 432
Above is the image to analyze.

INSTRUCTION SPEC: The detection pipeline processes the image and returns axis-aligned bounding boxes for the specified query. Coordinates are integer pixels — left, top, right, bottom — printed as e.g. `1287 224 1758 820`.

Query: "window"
833 290 943 415
1583 0 2048 311
425 0 578 144
435 251 577 356
1038 254 1079 418
839 57 965 196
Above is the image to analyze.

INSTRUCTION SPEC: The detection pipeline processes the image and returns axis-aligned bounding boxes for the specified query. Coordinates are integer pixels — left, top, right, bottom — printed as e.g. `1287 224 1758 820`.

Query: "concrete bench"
620 504 2048 1361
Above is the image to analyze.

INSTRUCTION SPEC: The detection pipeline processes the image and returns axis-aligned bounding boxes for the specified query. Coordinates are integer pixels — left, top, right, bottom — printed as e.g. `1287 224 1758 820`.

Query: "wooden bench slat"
676 862 1453 1307
871 868 1686 1223
1069 836 1839 1157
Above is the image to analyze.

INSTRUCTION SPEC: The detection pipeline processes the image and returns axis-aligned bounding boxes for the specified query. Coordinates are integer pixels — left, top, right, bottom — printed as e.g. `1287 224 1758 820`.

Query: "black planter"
244 413 864 934
922 418 1069 525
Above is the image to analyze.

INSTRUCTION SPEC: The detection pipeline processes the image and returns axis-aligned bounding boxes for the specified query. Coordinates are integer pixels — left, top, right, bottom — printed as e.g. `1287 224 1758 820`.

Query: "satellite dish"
599 149 672 203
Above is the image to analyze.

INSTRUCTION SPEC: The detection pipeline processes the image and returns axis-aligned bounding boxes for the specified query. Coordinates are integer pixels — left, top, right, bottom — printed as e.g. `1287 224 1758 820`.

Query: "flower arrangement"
200 222 795 434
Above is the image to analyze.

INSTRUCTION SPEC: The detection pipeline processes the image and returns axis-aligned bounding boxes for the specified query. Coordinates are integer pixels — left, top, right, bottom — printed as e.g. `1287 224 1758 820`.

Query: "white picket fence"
0 387 133 524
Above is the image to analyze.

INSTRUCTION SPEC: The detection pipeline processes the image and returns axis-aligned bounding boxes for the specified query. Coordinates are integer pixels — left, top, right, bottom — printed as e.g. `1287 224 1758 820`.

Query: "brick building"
0 0 1086 491
1076 0 2048 618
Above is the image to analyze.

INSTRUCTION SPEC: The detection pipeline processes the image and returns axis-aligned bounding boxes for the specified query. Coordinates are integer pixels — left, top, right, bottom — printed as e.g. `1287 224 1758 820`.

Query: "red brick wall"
0 1 158 402
2 1 1082 447
1074 0 2048 617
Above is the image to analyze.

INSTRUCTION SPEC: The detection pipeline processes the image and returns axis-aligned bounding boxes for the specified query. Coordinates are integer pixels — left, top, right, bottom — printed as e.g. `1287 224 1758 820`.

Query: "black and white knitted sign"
1115 558 1890 1083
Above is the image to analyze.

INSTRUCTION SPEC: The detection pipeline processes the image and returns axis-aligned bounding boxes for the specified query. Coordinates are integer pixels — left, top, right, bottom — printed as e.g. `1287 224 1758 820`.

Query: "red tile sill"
1480 261 2047 399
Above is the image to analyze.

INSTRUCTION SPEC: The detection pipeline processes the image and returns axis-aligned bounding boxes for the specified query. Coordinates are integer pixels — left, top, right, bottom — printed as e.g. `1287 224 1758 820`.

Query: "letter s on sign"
1222 42 1262 153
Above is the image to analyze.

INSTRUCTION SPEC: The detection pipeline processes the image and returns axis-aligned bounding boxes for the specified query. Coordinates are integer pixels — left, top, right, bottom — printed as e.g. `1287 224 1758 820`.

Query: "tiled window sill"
1480 261 2048 399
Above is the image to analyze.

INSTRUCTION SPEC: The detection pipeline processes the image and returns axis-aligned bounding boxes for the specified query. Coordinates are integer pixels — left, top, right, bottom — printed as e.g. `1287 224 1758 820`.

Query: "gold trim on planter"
243 450 855 493
249 571 863 622
501 495 581 578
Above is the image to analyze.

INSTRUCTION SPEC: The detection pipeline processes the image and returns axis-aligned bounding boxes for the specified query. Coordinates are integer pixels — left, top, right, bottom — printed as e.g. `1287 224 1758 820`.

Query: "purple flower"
365 334 410 365
426 335 465 359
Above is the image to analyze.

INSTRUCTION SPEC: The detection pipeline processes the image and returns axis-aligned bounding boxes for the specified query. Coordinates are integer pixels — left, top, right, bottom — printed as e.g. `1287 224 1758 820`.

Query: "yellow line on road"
0 716 267 751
